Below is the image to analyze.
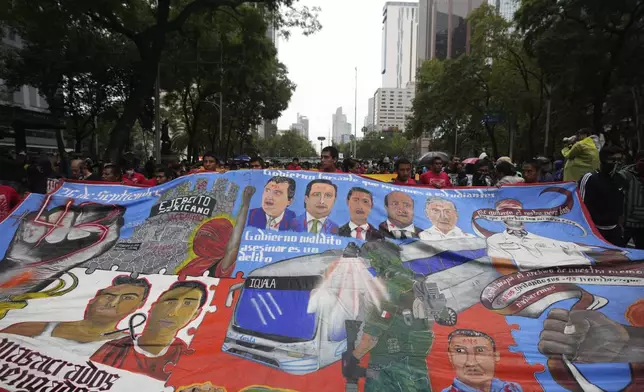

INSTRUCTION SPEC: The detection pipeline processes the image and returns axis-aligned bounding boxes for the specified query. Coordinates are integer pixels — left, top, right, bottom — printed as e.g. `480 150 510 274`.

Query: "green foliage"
516 0 644 148
338 132 416 160
0 0 320 162
256 130 316 158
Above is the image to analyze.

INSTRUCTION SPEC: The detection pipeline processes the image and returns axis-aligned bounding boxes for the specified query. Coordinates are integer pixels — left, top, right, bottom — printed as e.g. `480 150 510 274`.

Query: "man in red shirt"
286 157 302 170
392 157 417 185
122 162 147 185
321 146 343 173
91 280 207 381
420 157 452 188
0 185 20 221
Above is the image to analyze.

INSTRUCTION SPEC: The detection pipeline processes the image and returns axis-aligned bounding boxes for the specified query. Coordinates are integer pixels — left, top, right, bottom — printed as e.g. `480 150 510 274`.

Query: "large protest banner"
0 170 642 392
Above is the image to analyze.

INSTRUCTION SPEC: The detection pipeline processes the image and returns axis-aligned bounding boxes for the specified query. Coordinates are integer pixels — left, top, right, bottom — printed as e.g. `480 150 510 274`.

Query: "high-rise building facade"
417 0 485 66
0 28 63 153
489 0 518 21
290 113 309 139
332 107 352 144
381 2 419 88
374 87 414 132
297 114 309 139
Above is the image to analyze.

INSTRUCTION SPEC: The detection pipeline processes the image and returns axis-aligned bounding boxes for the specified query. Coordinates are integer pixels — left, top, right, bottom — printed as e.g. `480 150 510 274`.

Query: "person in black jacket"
578 145 625 246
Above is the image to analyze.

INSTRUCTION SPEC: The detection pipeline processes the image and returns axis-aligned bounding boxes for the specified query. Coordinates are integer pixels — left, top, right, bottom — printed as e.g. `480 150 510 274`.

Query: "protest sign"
0 171 642 392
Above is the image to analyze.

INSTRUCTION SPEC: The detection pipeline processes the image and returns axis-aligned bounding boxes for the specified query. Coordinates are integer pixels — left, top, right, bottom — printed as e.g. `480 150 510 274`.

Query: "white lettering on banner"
248 278 277 289
0 335 164 392
244 230 342 246
56 187 161 203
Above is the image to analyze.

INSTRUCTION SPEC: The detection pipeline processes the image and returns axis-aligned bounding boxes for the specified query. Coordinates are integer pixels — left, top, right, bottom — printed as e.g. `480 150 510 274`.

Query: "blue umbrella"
234 154 251 162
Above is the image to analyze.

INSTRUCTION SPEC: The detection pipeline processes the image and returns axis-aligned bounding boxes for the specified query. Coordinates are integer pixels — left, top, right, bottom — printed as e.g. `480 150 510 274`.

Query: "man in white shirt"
486 199 592 272
291 179 339 234
420 197 473 240
338 187 384 241
378 191 422 239
247 176 296 231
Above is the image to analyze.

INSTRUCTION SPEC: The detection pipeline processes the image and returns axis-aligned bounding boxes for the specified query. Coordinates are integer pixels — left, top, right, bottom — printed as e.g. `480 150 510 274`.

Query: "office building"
490 0 519 21
297 113 309 139
381 2 419 88
417 0 485 66
289 113 309 139
0 28 64 153
374 86 414 132
332 107 352 144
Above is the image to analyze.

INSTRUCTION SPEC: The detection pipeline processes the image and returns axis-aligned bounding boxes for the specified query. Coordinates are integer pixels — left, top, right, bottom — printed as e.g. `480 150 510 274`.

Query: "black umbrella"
417 151 450 165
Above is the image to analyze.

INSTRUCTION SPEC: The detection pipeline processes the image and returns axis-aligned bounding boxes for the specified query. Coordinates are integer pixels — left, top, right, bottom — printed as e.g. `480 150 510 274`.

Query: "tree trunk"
225 123 233 162
75 137 82 153
592 93 605 135
484 124 499 158
12 123 27 152
104 74 155 163
55 128 69 177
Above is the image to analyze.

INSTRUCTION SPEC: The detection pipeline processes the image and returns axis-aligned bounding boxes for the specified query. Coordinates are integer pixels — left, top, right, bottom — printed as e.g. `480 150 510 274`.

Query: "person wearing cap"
562 128 600 182
495 161 524 186
486 199 592 273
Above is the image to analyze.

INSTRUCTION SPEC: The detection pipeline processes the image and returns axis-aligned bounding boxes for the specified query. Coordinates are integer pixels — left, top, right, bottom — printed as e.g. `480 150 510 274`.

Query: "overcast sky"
276 0 385 151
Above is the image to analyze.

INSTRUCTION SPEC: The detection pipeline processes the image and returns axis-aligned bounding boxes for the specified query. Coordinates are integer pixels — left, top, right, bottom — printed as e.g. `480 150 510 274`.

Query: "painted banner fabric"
0 170 642 392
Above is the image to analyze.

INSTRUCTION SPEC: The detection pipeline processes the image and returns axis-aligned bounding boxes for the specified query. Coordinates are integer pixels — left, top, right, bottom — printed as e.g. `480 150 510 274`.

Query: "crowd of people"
1 128 642 249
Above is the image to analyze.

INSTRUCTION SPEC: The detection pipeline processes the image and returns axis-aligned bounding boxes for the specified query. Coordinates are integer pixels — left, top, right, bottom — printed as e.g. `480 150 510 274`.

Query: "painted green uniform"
362 288 433 392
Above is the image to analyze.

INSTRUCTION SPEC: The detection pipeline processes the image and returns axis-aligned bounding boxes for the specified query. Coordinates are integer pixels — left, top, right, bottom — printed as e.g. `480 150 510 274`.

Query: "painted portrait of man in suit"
379 191 422 239
338 187 383 241
247 176 296 231
290 179 339 235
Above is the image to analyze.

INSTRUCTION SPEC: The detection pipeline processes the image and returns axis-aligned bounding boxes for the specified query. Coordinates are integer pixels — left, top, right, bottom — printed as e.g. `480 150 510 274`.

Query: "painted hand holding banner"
0 170 642 392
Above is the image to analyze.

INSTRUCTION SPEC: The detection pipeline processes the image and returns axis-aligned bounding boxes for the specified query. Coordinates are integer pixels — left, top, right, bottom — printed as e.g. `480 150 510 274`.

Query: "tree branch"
166 0 247 33
87 11 137 41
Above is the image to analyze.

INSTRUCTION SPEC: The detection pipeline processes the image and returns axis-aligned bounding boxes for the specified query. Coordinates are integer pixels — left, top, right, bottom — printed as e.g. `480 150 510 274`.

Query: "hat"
479 152 489 160
496 156 512 165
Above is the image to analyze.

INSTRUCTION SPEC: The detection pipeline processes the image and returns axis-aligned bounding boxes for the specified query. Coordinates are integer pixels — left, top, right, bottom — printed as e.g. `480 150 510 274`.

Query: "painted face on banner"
146 286 203 336
305 183 336 219
262 181 291 218
348 191 372 225
448 335 500 388
86 284 146 323
386 192 414 228
426 200 458 234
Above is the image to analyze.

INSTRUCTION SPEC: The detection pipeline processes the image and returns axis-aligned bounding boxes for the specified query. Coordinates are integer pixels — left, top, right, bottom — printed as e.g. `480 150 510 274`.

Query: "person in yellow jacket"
561 128 600 182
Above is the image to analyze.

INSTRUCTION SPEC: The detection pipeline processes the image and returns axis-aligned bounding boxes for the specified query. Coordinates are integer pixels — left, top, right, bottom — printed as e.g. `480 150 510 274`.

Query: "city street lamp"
317 136 326 155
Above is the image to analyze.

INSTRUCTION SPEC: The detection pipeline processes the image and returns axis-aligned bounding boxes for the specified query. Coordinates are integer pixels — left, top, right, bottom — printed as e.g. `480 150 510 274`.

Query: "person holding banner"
420 157 452 188
444 329 522 392
392 158 417 185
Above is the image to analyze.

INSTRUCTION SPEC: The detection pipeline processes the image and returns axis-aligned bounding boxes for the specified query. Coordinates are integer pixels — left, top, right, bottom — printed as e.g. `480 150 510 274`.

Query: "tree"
1 0 319 162
338 132 415 160
517 0 644 136
256 130 316 158
407 4 551 161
